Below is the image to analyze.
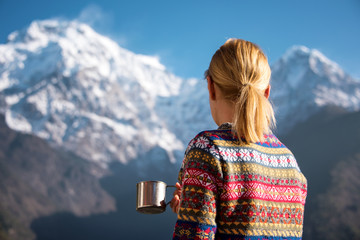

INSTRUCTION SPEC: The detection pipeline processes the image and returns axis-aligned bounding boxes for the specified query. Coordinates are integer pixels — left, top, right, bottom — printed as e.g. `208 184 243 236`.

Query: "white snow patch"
27 91 48 116
137 54 166 71
5 110 32 133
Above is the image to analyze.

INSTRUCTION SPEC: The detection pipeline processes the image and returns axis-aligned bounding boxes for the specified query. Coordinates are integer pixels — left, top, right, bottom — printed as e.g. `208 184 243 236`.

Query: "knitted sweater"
173 125 307 240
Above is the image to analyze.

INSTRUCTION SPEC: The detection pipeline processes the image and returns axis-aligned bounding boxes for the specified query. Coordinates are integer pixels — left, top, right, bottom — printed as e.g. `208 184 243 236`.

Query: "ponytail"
233 84 275 143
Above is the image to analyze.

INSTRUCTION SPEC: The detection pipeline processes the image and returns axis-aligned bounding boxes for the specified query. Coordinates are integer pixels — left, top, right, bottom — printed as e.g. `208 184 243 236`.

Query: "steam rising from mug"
136 181 175 214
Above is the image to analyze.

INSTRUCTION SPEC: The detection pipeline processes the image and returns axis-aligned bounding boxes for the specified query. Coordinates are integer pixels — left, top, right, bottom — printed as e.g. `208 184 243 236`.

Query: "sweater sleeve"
173 134 223 240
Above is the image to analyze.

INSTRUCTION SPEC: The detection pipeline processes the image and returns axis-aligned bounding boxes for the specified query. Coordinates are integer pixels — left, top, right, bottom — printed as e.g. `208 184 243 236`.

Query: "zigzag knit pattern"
173 125 307 240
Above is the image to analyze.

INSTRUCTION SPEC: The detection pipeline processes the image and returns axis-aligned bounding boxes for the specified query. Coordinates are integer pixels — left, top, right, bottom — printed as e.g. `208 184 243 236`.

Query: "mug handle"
164 185 176 205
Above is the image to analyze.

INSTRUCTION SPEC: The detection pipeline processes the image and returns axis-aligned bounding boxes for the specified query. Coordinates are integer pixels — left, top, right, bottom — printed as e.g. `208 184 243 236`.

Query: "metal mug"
136 180 175 214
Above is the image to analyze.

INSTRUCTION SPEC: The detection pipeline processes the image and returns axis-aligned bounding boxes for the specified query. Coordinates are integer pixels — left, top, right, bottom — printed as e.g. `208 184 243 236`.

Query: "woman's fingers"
173 182 181 196
170 195 180 213
175 199 180 213
173 189 181 197
170 182 182 213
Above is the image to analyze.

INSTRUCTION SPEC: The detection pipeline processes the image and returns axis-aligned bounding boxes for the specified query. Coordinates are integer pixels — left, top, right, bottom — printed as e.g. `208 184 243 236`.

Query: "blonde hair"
206 38 275 143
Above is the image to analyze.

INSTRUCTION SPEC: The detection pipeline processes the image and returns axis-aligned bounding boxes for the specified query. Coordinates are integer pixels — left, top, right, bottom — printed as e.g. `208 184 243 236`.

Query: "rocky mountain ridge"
1 19 359 170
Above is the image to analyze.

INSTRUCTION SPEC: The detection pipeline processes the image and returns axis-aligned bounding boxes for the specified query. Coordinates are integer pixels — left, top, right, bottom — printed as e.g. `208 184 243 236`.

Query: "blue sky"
0 0 359 79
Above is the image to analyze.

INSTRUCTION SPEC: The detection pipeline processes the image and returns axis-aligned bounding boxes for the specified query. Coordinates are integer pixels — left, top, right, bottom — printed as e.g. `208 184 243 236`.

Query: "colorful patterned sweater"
173 125 307 240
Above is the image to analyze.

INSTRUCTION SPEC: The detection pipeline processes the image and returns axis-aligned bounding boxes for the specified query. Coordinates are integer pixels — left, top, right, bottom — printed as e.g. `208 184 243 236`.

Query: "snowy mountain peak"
2 19 175 97
281 45 310 61
279 45 345 82
0 19 190 167
271 46 360 133
8 20 80 43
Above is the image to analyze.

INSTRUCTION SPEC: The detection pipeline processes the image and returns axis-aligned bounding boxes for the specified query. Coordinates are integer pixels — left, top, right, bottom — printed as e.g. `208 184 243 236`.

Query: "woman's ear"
207 76 216 101
264 85 271 99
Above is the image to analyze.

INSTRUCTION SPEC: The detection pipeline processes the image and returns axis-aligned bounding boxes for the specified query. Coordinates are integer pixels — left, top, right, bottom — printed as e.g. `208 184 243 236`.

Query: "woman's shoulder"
193 128 236 142
184 128 235 154
257 134 287 148
186 129 234 152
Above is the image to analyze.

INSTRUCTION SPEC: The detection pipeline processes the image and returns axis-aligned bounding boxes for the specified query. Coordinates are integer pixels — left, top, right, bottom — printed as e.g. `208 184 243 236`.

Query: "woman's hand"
170 182 182 214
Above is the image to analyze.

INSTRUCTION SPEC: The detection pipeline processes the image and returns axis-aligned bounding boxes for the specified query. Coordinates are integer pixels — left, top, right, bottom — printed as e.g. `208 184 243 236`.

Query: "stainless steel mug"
136 180 175 214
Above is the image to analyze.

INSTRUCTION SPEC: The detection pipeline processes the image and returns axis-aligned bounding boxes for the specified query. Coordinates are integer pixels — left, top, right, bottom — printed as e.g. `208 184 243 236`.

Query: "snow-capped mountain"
1 19 360 170
0 19 214 168
270 45 360 133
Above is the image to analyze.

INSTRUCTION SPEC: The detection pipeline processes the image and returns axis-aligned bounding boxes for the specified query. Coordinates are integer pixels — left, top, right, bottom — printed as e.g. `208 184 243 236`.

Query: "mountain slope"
281 106 360 239
0 114 115 240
